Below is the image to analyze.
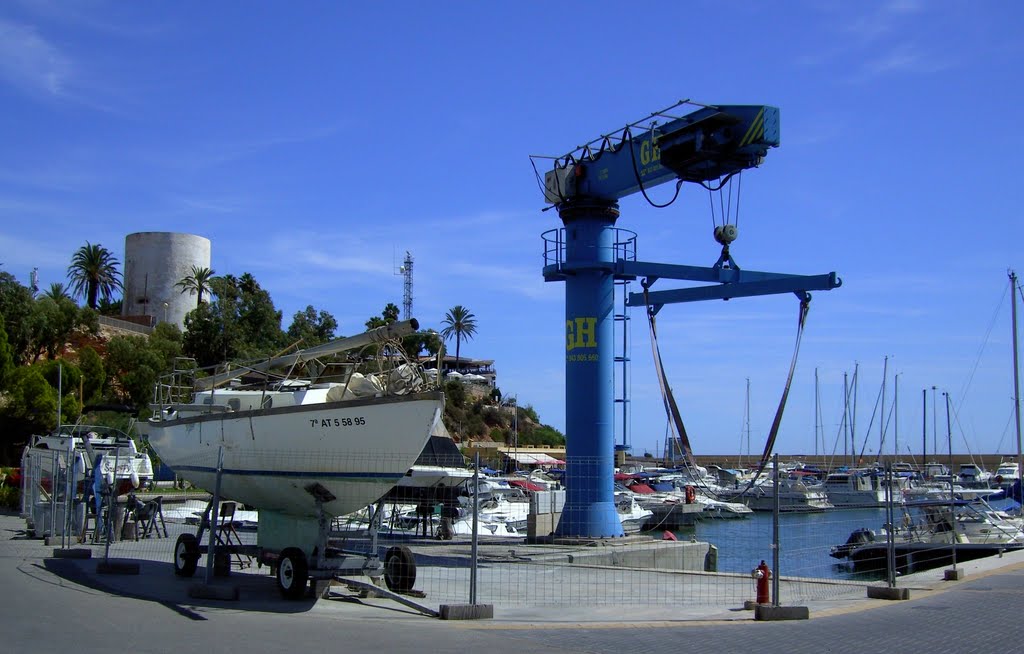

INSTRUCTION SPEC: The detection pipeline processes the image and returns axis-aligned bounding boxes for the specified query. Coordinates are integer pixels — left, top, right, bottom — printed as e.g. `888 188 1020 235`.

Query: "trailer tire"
384 546 416 593
214 550 231 577
174 533 200 577
277 547 308 600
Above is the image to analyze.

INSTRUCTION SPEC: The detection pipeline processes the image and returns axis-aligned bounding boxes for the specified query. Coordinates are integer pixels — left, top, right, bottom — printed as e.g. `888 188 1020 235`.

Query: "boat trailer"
171 483 435 616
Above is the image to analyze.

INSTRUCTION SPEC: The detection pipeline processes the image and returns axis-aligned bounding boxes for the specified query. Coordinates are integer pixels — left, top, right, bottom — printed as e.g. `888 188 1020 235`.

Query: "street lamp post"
162 302 169 323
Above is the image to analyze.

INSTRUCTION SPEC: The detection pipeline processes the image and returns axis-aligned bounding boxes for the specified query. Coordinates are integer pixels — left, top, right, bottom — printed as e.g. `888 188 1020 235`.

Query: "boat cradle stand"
174 484 438 616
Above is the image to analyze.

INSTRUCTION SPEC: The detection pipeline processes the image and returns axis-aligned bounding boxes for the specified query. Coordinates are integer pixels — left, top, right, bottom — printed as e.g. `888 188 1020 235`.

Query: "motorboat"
958 463 992 488
720 477 834 512
20 424 154 538
831 498 1024 573
615 491 654 533
146 320 445 556
822 469 907 508
694 493 754 519
993 460 1020 489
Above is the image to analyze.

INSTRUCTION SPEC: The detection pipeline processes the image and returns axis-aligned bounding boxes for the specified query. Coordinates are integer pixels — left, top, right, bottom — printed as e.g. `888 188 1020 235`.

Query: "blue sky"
2 1 1023 460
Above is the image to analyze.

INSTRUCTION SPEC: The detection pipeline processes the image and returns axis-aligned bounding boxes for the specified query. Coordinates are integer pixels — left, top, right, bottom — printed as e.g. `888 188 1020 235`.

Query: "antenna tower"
399 251 413 320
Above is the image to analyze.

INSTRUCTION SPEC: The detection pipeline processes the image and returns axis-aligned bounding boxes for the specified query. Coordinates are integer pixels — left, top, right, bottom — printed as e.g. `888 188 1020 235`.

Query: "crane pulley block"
543 104 779 205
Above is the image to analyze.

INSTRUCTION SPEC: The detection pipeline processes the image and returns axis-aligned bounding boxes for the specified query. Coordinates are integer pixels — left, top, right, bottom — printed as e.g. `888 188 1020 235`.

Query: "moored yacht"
822 469 907 507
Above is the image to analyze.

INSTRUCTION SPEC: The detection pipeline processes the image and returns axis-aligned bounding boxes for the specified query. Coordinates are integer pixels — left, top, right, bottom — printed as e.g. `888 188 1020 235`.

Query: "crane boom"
543 104 779 204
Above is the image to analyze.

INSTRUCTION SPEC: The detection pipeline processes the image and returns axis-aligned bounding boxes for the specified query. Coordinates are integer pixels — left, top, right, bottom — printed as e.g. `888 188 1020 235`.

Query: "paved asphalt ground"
3 511 1023 654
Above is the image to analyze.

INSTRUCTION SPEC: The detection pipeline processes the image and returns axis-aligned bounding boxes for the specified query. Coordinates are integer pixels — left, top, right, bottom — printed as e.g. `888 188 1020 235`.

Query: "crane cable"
643 284 811 498
643 285 698 471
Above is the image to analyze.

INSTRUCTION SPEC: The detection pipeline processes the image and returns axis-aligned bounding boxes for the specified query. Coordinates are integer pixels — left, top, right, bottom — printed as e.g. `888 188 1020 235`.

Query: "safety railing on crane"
541 227 638 272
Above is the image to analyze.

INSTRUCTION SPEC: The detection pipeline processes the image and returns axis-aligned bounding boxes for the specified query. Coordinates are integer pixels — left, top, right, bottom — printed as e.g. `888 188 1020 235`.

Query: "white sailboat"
146 320 445 524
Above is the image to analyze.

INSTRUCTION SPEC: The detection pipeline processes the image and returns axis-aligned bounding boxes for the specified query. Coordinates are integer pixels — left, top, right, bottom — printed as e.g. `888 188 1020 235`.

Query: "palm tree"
66 242 122 309
44 282 70 301
440 305 478 372
175 265 216 307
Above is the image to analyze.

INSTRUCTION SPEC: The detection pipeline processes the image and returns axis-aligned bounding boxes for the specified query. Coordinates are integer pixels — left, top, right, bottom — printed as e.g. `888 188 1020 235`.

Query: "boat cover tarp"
506 452 564 465
508 479 545 492
627 483 656 494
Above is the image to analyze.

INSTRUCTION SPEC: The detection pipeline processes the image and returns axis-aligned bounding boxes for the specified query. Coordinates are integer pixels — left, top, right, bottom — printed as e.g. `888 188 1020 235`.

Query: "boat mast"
894 373 899 461
814 368 820 458
880 355 888 463
843 371 850 466
194 319 421 390
852 363 859 465
1011 269 1022 495
922 388 927 467
740 377 751 468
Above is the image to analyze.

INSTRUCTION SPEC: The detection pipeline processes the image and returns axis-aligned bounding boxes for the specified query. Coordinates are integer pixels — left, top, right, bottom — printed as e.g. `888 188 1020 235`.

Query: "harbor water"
677 498 1022 582
676 507 890 582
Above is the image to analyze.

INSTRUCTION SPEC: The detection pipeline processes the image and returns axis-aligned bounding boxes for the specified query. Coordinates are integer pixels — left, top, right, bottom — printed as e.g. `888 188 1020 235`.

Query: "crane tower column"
557 199 625 537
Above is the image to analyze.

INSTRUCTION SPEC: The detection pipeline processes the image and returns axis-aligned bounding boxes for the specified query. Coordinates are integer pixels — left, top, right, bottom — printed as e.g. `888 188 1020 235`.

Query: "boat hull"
147 390 444 518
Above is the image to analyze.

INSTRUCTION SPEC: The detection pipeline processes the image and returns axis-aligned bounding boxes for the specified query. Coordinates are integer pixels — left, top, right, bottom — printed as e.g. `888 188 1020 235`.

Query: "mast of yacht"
193 319 420 390
843 371 850 467
893 373 899 462
922 388 927 468
853 363 859 465
746 378 751 465
814 368 821 458
1011 269 1022 497
880 356 888 463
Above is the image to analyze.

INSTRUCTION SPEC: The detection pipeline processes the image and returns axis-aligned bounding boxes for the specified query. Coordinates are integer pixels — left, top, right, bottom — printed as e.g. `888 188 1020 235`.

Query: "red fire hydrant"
752 560 771 605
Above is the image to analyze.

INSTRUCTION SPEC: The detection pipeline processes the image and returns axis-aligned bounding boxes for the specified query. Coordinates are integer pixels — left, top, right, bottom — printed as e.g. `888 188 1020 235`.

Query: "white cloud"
855 43 953 81
0 17 71 97
841 0 926 43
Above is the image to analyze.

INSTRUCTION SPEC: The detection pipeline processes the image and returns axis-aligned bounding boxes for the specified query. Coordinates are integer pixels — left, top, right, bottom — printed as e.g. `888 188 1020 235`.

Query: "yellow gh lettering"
639 139 661 166
566 317 597 351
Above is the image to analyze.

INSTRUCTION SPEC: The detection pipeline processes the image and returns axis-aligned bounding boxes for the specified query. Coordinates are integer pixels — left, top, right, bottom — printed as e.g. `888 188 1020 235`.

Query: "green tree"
38 358 82 396
287 305 338 347
78 306 100 335
364 302 401 330
96 297 122 316
36 359 82 424
0 271 35 365
66 242 123 309
3 366 58 435
401 328 442 360
0 316 13 390
182 272 283 366
27 295 80 362
235 273 284 357
175 265 216 308
520 424 566 447
44 282 70 300
77 346 105 404
440 305 478 372
105 335 167 409
182 302 232 368
148 322 184 370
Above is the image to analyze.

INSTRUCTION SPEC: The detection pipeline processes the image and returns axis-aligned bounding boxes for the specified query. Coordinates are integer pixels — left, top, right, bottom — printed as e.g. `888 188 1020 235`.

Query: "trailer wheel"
214 550 231 577
174 533 200 577
277 547 308 599
384 546 416 593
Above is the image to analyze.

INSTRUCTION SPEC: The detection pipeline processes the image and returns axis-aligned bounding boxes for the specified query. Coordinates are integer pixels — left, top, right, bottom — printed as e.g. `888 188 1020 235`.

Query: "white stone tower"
122 232 212 329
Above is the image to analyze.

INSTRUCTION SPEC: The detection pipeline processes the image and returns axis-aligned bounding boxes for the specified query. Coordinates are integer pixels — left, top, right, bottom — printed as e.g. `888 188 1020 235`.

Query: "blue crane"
535 101 840 538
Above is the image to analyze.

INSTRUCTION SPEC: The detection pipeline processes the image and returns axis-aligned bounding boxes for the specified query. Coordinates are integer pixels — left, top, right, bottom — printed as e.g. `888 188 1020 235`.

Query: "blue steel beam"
619 260 840 311
627 273 841 312
544 105 779 204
